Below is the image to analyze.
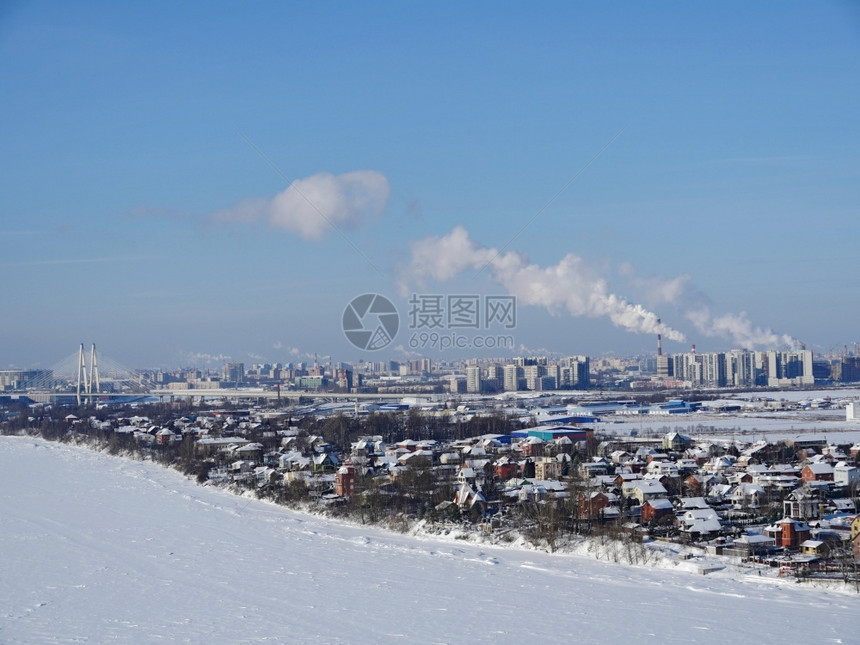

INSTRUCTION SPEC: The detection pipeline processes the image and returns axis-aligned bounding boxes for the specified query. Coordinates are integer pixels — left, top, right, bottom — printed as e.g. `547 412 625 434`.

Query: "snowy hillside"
1 437 856 644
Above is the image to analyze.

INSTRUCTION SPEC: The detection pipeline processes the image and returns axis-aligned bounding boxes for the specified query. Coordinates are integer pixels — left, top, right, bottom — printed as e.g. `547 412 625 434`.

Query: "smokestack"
691 344 696 354
657 318 663 357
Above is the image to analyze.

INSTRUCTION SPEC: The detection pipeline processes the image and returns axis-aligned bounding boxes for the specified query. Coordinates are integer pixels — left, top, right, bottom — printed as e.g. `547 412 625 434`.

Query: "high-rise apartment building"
765 350 814 387
503 364 523 391
658 348 813 388
523 364 546 390
222 362 245 385
558 355 590 389
466 366 482 393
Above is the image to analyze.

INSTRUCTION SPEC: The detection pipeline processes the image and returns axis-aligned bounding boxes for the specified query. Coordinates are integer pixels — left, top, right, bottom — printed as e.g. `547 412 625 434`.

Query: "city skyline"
3 3 859 369
1 342 835 389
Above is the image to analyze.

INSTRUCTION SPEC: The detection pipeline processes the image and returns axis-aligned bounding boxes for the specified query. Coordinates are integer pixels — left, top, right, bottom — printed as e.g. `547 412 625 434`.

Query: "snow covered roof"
623 479 668 494
682 516 722 534
734 534 775 545
644 498 674 510
682 508 719 521
198 436 249 446
455 482 486 509
678 497 710 509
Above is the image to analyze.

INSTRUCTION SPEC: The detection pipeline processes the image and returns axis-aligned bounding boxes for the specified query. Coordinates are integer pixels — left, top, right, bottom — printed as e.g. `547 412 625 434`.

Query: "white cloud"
393 345 423 359
515 344 564 358
213 170 390 240
269 342 305 357
404 225 497 284
182 352 232 365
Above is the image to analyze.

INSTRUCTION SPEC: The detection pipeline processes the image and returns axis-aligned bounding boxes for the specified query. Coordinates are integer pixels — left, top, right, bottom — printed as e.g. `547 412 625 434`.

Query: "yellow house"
535 458 562 481
851 515 860 559
799 539 829 557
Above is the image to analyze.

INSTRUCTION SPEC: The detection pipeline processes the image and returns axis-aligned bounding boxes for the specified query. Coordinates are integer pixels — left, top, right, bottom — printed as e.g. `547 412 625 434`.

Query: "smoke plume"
686 307 797 349
402 226 687 342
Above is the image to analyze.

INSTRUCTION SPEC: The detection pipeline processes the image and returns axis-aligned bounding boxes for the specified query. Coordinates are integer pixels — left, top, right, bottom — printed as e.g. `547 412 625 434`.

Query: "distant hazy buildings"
492 356 590 392
12 341 858 402
823 356 860 383
0 369 52 391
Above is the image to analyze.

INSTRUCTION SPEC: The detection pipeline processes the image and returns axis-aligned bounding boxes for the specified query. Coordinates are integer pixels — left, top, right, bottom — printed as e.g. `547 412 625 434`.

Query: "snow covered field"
597 413 860 445
596 399 860 445
1 437 857 644
579 387 860 447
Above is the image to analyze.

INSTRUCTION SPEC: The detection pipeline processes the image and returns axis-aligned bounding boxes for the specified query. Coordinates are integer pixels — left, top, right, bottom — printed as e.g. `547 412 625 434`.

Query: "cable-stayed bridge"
7 344 159 404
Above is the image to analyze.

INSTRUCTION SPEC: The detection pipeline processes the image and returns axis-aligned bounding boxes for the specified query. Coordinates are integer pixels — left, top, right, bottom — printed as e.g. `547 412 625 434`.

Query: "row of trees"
302 409 523 447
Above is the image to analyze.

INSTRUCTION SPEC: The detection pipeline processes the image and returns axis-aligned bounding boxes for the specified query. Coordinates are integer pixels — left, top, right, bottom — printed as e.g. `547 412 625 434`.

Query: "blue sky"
2 2 859 369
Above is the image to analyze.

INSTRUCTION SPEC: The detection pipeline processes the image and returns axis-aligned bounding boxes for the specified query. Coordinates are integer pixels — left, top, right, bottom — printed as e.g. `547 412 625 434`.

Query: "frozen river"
1 437 857 644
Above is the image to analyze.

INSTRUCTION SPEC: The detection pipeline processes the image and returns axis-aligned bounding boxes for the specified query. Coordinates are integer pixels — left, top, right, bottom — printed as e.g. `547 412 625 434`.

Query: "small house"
766 517 811 549
335 465 356 497
622 479 668 504
801 463 834 483
641 498 674 523
799 539 829 557
155 428 176 445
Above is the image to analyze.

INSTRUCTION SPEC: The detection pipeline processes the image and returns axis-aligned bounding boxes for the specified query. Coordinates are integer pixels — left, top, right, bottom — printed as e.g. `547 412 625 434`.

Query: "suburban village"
4 392 860 587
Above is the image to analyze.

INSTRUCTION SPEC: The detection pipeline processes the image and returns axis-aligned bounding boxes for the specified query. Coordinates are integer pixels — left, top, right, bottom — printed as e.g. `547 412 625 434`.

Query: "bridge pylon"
75 343 101 405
